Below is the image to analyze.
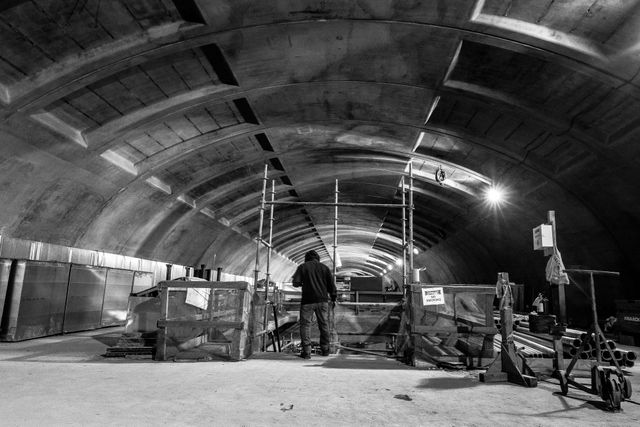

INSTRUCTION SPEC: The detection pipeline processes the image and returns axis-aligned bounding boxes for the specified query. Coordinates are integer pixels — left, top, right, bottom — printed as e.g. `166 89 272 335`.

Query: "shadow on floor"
495 396 613 419
89 332 121 347
416 376 479 389
0 328 124 363
251 352 413 369
319 354 413 370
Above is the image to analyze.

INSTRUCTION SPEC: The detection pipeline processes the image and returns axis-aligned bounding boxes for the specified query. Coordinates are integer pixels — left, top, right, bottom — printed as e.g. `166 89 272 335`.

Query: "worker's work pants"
299 302 330 355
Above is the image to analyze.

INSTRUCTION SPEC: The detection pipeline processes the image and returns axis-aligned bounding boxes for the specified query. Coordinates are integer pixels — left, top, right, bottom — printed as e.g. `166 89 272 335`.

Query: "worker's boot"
299 345 311 359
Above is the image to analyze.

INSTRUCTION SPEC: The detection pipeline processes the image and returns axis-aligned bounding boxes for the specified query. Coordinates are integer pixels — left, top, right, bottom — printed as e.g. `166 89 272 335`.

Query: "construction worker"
292 250 337 359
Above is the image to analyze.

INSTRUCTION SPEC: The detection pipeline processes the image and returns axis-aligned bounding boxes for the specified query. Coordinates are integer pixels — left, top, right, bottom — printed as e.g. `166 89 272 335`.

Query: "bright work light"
486 186 505 205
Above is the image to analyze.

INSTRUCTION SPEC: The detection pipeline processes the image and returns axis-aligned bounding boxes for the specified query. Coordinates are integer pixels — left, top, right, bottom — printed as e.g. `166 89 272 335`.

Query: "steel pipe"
266 201 407 208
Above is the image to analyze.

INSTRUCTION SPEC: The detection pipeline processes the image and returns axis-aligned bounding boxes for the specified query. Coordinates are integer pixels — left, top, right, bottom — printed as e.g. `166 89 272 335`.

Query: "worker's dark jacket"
292 260 337 304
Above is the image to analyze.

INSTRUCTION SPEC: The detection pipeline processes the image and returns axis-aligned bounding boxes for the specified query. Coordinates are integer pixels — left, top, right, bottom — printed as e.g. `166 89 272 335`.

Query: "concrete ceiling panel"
1 1 640 315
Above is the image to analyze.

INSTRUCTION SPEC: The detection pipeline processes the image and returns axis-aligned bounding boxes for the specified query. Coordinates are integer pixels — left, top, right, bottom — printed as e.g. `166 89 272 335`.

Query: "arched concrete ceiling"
1 0 640 306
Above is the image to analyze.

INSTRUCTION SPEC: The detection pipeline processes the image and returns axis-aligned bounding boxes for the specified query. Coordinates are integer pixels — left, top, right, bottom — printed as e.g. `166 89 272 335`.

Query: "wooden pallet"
104 346 154 358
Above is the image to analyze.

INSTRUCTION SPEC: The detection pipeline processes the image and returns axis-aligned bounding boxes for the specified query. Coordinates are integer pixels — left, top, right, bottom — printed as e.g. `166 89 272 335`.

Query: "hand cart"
554 269 632 411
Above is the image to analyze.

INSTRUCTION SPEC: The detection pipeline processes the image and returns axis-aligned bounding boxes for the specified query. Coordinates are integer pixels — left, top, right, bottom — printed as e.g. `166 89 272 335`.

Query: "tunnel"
1 0 639 333
3 1 640 424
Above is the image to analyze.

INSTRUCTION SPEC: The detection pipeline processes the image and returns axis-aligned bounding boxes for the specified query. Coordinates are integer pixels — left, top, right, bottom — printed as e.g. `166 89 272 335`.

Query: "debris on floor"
280 403 294 411
393 394 412 401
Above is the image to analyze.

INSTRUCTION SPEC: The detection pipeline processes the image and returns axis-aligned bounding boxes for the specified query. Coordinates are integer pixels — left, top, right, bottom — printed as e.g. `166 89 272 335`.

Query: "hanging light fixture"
435 165 446 185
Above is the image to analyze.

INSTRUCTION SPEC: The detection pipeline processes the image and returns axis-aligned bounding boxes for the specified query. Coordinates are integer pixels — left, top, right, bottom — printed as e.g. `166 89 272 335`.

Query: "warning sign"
421 287 445 306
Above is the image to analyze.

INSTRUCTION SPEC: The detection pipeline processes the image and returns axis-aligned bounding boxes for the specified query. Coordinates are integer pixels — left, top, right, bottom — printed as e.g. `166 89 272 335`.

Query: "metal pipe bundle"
494 313 635 365
599 340 616 350
495 334 547 358
513 334 554 357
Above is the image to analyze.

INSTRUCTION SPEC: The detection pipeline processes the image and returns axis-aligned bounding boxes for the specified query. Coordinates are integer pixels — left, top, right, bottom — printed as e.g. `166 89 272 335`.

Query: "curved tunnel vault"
1 0 640 321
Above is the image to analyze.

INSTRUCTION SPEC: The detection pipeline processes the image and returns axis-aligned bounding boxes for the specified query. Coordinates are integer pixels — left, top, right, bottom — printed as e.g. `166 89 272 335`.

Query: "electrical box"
532 224 553 250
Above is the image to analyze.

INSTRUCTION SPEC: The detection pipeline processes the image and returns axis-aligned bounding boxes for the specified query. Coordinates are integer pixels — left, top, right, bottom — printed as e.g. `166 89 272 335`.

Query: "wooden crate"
404 284 498 366
154 281 255 361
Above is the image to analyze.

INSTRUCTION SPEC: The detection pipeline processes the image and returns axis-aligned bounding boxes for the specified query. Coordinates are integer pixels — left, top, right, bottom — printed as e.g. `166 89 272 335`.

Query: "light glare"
486 186 505 204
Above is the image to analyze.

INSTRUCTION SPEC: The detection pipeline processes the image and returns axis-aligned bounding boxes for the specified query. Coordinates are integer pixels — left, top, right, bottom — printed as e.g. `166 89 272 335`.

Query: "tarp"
545 250 570 285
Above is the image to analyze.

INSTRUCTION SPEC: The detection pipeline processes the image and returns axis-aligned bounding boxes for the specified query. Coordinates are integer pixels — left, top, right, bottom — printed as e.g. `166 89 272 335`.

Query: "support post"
547 210 566 371
480 272 537 387
589 272 602 364
255 164 268 351
331 179 339 352
547 211 567 326
265 179 276 347
333 179 338 283
401 176 407 292
155 284 170 361
409 161 415 280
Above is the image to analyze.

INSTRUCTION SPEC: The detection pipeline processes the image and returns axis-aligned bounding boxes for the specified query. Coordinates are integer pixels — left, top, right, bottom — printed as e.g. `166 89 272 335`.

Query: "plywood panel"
101 268 134 326
0 260 70 341
132 270 155 293
0 259 12 326
63 264 107 333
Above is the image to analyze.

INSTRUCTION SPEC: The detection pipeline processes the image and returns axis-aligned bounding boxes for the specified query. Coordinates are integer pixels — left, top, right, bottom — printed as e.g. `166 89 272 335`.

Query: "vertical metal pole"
589 272 602 364
266 180 277 351
547 210 565 371
255 164 268 351
548 210 566 325
266 179 275 305
401 176 407 293
255 164 268 287
333 179 338 282
407 162 416 360
331 179 339 351
409 161 415 280
156 284 169 361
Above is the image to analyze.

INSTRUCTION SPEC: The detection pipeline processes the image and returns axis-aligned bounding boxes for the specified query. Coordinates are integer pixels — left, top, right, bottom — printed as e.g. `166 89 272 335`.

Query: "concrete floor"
0 328 639 427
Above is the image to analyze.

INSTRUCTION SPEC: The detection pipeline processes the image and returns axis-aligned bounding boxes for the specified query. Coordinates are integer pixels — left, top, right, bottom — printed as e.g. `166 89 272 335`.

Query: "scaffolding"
253 163 416 349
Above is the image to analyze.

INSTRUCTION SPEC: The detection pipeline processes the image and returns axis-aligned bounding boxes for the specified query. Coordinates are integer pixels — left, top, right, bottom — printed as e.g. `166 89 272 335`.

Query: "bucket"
412 269 420 283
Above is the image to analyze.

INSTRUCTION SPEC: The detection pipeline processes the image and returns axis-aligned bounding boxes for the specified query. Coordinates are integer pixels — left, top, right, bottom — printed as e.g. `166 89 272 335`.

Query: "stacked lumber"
103 332 155 358
104 346 154 358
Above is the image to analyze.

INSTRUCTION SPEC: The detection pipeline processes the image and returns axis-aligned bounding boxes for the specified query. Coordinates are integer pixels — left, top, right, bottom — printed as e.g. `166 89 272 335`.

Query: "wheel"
622 377 632 400
606 378 622 410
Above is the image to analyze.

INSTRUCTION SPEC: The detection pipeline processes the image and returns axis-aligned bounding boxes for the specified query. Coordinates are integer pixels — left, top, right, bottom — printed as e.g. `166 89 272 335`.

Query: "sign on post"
532 224 553 250
422 286 445 306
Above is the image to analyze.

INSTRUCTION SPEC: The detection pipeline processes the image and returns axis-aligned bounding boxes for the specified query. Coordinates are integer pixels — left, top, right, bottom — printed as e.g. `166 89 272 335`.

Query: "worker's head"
304 250 320 262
